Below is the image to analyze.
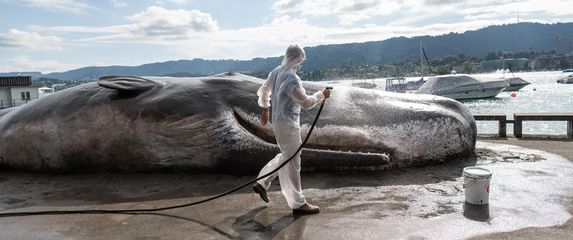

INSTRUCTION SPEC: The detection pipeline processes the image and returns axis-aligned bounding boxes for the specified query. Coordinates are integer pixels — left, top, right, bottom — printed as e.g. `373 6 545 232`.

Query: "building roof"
0 76 32 87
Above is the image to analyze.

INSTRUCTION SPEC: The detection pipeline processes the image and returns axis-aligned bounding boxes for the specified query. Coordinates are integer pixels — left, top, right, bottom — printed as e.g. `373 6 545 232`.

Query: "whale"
0 73 476 174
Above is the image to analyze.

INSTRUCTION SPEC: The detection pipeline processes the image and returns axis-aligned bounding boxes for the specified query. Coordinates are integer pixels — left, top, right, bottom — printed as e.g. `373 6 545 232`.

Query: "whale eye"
98 76 159 92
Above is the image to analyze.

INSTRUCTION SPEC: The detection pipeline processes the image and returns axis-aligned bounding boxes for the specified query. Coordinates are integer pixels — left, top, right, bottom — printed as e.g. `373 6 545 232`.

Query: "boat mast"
420 42 424 79
420 42 434 76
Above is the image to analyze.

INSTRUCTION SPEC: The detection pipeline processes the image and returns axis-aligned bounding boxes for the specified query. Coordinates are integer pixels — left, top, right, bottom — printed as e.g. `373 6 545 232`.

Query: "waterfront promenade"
0 137 571 239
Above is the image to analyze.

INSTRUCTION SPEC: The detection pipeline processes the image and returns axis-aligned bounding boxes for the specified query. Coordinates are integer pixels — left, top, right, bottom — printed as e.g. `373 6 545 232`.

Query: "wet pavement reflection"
232 206 308 239
463 202 490 222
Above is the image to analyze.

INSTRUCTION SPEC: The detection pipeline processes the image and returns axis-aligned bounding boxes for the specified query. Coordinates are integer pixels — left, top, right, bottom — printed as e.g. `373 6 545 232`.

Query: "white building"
0 76 40 109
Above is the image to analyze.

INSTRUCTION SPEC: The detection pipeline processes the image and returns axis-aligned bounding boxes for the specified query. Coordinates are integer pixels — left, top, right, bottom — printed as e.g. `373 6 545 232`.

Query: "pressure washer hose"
0 98 328 218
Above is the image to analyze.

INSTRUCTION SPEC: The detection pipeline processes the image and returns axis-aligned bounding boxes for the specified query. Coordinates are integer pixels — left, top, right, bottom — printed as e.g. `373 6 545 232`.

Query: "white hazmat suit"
256 44 325 209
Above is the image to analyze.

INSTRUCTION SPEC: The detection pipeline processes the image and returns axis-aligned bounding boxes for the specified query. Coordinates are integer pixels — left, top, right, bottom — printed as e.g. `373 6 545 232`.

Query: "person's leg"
274 122 306 209
256 121 300 190
254 123 295 203
256 153 282 189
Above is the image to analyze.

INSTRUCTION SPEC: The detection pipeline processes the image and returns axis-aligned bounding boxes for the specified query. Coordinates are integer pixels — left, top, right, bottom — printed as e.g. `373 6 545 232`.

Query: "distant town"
265 50 573 81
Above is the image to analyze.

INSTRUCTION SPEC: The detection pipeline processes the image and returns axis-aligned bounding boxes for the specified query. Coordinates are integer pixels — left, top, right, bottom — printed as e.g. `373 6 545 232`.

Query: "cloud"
28 24 131 34
168 0 191 4
424 0 467 5
0 56 81 73
270 0 573 26
27 6 219 44
272 0 401 25
464 0 573 17
127 6 218 37
32 0 571 61
110 0 127 7
0 29 63 51
339 0 380 12
21 0 95 14
273 0 305 10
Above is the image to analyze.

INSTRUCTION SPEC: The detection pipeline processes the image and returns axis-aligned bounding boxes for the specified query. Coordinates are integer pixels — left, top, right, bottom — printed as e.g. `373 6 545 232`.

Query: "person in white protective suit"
252 44 330 214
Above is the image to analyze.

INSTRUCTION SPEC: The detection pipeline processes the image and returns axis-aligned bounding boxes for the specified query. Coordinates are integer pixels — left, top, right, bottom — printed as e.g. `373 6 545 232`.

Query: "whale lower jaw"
231 107 391 169
301 148 391 171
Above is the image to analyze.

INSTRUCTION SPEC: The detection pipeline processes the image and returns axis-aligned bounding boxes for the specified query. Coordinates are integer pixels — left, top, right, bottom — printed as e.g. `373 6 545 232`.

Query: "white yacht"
503 77 530 91
385 77 425 93
557 74 573 84
352 78 377 89
415 74 508 100
493 69 530 91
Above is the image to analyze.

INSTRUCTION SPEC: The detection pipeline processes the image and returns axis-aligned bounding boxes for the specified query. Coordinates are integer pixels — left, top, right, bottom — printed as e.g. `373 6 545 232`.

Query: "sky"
0 0 572 73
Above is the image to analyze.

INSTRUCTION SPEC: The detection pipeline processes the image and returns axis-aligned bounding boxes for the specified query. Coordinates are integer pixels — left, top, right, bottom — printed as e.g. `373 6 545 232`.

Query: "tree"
436 64 452 75
559 57 570 70
485 52 497 60
462 61 473 74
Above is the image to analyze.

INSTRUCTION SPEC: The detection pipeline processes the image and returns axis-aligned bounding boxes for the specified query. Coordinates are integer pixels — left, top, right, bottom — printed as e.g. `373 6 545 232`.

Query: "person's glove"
261 108 269 125
323 88 331 99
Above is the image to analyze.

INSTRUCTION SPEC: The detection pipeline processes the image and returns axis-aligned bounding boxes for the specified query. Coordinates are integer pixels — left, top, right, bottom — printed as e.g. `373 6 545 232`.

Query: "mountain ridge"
4 22 572 81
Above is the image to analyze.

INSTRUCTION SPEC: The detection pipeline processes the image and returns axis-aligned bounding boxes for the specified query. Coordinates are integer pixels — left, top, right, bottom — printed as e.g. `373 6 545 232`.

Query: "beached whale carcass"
0 73 476 174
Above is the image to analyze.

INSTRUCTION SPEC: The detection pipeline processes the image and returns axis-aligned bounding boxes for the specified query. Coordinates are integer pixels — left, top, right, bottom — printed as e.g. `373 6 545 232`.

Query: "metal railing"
0 98 39 109
474 113 573 139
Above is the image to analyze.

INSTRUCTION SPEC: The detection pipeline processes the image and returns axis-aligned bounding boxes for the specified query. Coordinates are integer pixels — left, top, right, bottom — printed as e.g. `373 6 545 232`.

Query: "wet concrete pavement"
0 138 572 239
471 138 573 240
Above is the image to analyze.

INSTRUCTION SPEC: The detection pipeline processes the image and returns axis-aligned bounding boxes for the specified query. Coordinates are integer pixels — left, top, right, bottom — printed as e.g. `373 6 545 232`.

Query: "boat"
497 58 530 91
385 77 407 92
502 77 530 91
415 74 509 100
352 78 377 89
563 69 573 73
385 77 425 93
385 43 429 93
557 74 573 84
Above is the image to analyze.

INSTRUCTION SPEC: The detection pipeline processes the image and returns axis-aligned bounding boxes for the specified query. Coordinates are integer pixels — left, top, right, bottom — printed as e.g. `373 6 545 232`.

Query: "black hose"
0 100 327 218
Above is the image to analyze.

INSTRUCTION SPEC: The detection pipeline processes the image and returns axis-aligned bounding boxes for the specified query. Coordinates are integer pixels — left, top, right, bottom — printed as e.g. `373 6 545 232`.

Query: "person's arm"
257 73 273 125
257 76 272 108
288 78 329 109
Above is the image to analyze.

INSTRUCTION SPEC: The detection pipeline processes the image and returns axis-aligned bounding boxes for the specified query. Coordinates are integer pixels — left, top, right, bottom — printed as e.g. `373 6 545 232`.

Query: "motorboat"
385 77 407 92
415 74 508 100
352 78 377 89
494 69 530 91
502 77 530 91
557 74 573 84
385 77 425 93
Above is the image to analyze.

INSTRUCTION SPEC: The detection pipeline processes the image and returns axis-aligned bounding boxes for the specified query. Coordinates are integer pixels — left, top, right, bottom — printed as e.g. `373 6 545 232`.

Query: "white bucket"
463 166 492 205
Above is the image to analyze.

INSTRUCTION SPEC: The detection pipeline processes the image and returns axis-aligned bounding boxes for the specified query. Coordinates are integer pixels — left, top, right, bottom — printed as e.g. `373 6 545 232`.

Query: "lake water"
327 71 573 136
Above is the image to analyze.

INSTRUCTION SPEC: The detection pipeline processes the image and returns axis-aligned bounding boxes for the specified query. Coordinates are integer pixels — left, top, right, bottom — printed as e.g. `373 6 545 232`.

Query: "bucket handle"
462 180 477 189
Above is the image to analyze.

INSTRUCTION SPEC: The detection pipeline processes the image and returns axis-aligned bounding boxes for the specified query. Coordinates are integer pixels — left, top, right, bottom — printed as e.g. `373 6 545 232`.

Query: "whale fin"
98 76 158 92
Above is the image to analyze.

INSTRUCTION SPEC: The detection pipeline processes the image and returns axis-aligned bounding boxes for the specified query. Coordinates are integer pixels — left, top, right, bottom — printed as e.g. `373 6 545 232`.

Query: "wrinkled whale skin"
0 73 476 174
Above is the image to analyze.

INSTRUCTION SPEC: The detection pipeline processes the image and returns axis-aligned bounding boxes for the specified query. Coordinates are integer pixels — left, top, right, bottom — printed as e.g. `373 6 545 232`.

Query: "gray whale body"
0 73 476 174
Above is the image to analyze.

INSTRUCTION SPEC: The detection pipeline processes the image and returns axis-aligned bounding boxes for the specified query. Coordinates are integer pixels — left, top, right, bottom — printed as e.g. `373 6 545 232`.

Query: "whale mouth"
232 108 393 157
